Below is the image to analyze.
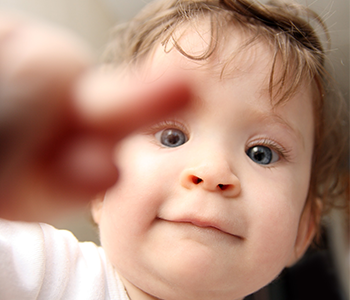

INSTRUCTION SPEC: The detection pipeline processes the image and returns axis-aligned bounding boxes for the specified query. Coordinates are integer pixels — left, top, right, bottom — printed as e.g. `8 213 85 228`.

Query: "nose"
180 160 241 198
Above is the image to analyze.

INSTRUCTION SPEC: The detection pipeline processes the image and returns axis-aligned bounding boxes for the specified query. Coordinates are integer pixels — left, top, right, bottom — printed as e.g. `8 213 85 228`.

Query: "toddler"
0 0 348 299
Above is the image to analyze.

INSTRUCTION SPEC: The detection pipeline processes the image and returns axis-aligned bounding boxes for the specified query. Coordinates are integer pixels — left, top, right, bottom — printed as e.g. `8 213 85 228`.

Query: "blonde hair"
104 0 349 225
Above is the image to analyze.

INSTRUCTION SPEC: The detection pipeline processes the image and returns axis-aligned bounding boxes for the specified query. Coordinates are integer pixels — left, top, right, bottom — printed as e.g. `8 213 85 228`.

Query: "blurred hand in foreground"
0 14 191 222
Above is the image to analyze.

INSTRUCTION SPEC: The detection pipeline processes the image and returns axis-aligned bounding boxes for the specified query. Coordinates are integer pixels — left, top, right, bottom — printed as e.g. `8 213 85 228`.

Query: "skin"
93 23 318 300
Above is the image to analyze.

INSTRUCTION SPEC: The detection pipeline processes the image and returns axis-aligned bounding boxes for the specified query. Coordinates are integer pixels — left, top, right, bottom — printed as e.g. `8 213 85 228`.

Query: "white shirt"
0 218 129 300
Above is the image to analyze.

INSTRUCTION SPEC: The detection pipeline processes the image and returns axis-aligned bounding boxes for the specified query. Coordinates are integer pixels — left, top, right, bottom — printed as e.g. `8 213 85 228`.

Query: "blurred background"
0 0 347 299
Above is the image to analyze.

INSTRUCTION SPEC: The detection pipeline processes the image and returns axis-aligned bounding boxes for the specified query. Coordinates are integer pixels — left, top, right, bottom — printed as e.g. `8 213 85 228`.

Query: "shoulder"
0 218 129 299
0 219 114 299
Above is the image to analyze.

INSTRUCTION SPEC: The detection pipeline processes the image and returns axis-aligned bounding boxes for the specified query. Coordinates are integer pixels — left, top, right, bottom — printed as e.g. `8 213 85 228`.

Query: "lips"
159 216 243 239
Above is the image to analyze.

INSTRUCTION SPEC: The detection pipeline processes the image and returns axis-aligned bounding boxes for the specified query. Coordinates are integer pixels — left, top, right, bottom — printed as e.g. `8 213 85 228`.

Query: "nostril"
191 176 203 184
218 184 231 191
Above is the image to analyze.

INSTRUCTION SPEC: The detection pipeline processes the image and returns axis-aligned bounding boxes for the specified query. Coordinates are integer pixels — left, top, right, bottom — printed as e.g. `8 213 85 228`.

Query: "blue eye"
156 128 188 147
246 146 279 165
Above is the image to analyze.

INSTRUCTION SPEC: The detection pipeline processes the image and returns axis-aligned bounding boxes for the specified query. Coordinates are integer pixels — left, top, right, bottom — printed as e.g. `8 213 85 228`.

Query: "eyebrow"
250 108 305 149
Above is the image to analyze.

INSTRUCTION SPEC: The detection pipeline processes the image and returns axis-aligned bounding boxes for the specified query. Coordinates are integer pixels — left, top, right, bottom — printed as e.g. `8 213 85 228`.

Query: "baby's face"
93 25 316 300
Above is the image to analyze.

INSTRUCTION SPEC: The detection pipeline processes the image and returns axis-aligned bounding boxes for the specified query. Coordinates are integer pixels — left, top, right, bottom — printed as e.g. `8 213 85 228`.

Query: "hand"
0 14 191 222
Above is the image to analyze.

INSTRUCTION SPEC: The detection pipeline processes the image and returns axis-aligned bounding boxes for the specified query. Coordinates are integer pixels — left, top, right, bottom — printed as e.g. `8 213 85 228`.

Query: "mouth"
158 217 243 240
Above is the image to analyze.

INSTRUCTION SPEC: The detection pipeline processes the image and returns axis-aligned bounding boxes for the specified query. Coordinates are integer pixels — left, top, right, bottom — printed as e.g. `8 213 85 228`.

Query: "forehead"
141 18 315 144
145 18 277 95
142 15 318 107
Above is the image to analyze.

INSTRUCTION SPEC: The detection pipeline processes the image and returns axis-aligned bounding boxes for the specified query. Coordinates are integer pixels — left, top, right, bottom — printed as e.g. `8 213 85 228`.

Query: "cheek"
251 200 299 254
240 200 298 290
114 136 192 210
97 138 185 257
243 165 311 268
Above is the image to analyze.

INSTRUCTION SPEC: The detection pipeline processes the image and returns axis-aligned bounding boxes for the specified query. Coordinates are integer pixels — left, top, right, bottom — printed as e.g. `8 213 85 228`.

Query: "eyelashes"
147 120 190 137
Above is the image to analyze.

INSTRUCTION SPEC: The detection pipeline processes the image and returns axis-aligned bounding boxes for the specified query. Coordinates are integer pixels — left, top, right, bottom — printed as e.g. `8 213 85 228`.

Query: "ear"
91 193 105 224
287 198 322 266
